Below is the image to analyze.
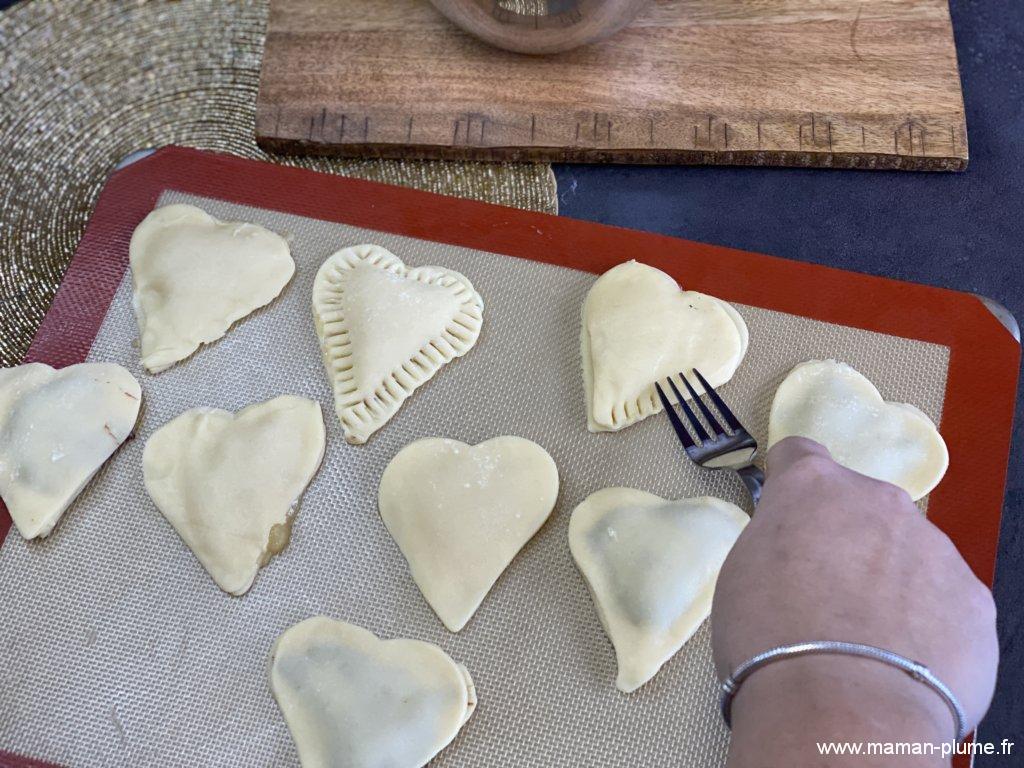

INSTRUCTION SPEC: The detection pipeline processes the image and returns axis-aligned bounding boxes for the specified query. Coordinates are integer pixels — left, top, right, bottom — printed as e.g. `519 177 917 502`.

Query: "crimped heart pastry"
768 359 948 501
130 204 294 373
313 245 484 444
569 487 748 692
581 260 748 432
0 362 141 539
270 616 476 768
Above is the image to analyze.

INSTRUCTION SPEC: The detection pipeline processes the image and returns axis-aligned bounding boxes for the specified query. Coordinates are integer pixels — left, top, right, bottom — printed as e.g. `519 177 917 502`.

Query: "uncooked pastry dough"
130 203 295 373
569 487 748 692
0 362 141 539
270 616 476 768
313 244 483 444
142 395 325 595
581 260 748 432
768 359 948 501
379 436 559 632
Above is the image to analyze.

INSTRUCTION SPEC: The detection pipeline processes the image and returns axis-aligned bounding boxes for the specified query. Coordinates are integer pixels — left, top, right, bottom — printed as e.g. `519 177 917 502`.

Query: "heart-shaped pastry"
0 362 141 539
270 616 476 768
379 436 559 632
142 395 325 595
313 245 483 444
581 260 748 432
768 359 948 500
569 487 748 692
130 204 295 373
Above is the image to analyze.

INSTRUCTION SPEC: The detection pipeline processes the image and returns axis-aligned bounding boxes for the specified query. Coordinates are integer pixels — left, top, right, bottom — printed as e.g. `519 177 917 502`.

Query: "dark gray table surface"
554 0 1022 760
1 0 1019 761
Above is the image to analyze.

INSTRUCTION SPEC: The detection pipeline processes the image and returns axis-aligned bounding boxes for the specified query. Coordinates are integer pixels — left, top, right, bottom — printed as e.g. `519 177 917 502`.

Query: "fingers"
762 436 920 530
764 435 833 479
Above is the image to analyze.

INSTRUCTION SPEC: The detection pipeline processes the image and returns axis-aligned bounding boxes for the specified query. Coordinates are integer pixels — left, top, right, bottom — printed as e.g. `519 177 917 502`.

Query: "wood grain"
256 0 968 170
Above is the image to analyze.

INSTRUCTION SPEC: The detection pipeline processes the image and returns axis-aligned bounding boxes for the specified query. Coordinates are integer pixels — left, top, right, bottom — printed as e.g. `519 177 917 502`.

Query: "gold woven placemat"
0 0 558 367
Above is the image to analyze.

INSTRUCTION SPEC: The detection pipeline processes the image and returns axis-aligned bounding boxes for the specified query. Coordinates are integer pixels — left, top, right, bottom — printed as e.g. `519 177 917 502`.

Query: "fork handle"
738 465 765 507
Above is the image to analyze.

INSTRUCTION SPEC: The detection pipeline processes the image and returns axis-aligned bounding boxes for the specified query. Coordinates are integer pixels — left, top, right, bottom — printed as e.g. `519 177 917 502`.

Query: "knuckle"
785 453 835 483
881 488 915 515
861 473 912 504
970 580 998 624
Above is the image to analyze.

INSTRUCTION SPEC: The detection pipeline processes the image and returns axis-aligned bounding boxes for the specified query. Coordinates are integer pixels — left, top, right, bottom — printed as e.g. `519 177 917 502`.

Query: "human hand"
711 436 998 766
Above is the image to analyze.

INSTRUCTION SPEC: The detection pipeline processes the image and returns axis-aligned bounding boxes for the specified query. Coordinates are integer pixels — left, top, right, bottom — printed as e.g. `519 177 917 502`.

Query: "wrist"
726 653 952 768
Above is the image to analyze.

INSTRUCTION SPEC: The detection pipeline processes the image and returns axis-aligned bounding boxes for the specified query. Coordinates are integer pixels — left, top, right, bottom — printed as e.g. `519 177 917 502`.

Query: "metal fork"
654 369 764 506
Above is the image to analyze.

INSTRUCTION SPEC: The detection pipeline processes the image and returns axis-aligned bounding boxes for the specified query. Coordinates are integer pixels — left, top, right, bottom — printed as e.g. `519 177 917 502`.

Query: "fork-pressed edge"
655 369 764 507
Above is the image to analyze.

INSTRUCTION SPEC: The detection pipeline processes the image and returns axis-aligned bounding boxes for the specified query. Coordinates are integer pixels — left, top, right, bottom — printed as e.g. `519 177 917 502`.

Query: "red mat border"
1 146 1018 768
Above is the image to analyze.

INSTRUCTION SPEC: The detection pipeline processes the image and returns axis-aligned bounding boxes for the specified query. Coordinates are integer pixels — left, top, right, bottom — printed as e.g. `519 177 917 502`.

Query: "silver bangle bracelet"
720 640 968 743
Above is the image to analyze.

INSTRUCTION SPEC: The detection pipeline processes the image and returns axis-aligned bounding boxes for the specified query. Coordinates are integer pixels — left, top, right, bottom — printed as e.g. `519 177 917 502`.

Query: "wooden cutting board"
256 0 968 170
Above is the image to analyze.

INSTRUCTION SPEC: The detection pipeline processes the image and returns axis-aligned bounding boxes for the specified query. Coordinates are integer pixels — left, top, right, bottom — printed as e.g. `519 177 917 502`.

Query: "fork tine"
655 382 697 450
665 376 711 442
691 367 744 432
678 370 726 436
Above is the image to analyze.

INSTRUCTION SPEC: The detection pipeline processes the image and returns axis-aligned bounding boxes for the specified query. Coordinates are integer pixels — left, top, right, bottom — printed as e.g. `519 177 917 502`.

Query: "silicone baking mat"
0 148 1019 768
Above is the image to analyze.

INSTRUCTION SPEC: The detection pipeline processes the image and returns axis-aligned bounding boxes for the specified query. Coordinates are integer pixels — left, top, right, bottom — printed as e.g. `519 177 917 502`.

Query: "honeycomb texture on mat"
0 192 949 767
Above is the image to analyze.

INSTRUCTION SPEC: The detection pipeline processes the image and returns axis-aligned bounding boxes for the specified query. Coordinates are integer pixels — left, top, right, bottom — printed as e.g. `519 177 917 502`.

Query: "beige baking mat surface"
0 192 950 767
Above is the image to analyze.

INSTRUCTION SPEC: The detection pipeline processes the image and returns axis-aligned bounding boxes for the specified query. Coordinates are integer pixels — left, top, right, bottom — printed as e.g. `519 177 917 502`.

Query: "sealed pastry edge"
312 244 484 444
